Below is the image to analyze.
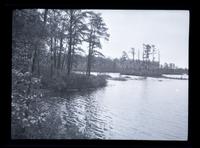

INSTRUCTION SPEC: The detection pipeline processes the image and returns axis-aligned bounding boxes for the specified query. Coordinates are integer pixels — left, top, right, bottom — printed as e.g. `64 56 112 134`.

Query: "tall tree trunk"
31 47 37 75
67 10 73 76
61 52 66 71
87 41 93 76
70 44 75 71
86 41 90 76
37 49 40 76
86 50 91 76
57 36 63 70
53 37 57 69
61 45 67 71
44 9 48 25
27 45 37 96
50 37 53 78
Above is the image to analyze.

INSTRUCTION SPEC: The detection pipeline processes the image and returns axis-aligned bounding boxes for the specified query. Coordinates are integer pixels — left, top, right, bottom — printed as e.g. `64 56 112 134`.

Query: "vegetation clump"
110 77 127 81
41 72 107 92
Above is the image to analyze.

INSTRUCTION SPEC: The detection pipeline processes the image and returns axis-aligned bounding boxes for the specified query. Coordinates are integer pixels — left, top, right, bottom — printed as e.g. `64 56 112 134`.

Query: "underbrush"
11 69 107 138
11 69 53 138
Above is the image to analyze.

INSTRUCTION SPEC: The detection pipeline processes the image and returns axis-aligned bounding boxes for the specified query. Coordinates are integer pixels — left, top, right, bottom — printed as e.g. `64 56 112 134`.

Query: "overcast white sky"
88 10 189 69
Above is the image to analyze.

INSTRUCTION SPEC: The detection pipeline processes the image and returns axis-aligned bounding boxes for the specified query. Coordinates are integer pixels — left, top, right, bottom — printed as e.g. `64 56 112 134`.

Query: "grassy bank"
41 72 107 92
110 77 127 81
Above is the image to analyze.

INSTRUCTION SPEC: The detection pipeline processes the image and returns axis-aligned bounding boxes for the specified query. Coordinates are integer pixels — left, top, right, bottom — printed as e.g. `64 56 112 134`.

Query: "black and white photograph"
11 9 189 140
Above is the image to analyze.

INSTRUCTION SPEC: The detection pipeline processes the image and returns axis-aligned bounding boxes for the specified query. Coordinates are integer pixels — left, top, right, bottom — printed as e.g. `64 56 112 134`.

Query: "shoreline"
118 72 188 80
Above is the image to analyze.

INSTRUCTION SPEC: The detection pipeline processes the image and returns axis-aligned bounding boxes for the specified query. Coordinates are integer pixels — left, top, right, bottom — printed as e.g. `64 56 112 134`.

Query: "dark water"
43 73 188 140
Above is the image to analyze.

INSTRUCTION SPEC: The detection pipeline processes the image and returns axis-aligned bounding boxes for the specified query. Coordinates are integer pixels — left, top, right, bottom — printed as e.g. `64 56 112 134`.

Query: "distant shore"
118 72 188 80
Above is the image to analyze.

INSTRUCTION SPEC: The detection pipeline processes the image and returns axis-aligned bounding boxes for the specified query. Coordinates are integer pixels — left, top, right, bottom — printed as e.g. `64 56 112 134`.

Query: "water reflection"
44 74 188 140
57 89 110 139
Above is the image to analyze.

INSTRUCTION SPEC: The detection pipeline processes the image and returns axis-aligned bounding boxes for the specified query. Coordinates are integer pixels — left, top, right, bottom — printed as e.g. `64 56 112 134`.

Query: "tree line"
72 50 188 75
12 9 187 80
12 9 109 79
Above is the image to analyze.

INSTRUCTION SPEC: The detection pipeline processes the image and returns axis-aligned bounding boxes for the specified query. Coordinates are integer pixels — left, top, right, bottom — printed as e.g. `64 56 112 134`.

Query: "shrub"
12 69 48 138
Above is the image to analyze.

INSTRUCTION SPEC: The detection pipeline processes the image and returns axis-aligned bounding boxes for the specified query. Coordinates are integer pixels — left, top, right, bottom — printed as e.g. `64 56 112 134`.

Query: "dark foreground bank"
11 69 107 138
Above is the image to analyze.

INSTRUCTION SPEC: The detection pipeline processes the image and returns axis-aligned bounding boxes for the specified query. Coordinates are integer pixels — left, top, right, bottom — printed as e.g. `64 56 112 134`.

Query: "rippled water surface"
44 73 188 140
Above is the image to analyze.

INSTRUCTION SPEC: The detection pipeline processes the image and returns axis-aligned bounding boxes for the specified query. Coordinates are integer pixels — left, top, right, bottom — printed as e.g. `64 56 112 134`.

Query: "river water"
43 73 188 140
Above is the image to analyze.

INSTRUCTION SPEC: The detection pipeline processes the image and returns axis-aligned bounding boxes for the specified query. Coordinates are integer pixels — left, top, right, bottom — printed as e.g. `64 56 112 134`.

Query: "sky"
88 10 189 69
